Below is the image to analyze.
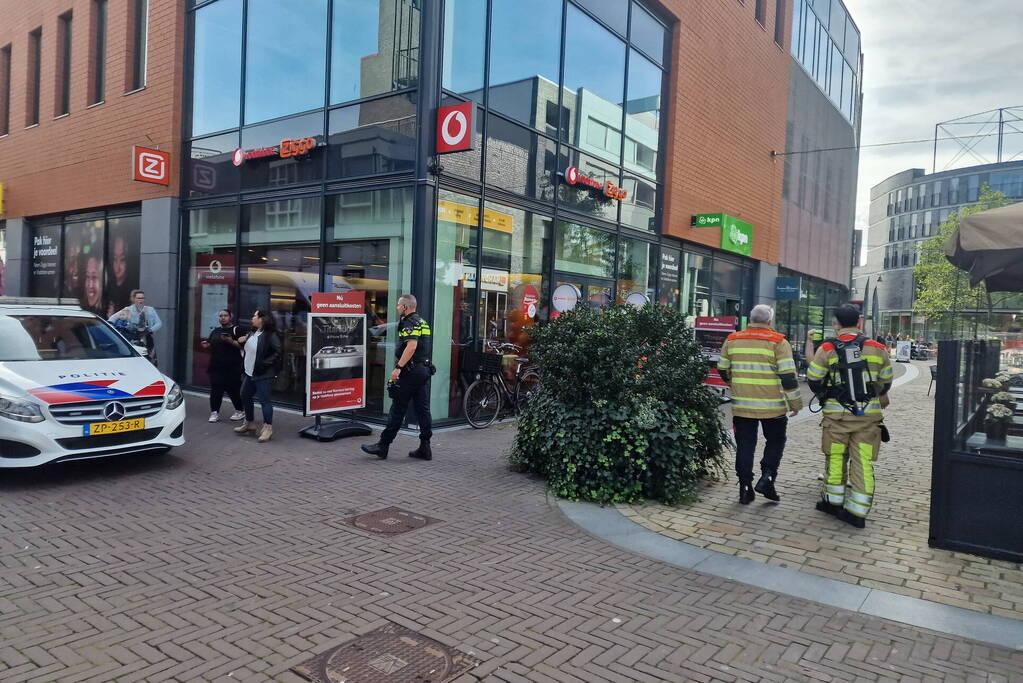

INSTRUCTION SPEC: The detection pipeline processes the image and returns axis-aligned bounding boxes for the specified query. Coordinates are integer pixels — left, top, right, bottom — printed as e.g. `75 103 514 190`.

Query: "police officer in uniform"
361 294 434 461
807 304 893 528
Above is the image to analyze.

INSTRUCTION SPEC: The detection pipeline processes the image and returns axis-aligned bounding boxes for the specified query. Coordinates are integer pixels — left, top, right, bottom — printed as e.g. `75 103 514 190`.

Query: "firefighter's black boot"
361 441 389 459
739 482 755 505
815 500 840 517
754 470 780 502
408 440 432 461
839 508 866 529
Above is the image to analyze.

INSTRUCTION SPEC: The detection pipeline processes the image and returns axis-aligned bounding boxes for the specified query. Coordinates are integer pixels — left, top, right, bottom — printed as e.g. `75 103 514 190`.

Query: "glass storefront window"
191 0 242 136
187 132 240 197
630 4 667 65
442 0 486 101
682 251 711 318
485 115 559 202
434 189 480 419
554 221 615 278
325 187 413 416
616 236 656 304
238 197 323 406
557 150 620 223
657 246 681 309
563 5 626 156
30 224 62 299
331 0 419 105
186 206 239 390
244 0 327 125
479 201 551 368
239 112 324 190
625 50 662 181
327 93 417 179
487 0 562 129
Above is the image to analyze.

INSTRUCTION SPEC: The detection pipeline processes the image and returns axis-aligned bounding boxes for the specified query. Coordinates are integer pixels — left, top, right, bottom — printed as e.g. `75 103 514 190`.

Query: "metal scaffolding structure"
933 106 1023 173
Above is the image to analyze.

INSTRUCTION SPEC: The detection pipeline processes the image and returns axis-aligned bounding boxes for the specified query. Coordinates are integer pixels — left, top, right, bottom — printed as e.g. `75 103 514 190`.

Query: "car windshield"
0 314 136 361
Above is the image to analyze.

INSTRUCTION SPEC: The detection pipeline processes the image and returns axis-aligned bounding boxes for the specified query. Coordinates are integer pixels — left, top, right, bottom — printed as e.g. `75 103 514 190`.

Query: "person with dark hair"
234 310 282 443
109 290 162 366
807 304 894 529
200 309 245 423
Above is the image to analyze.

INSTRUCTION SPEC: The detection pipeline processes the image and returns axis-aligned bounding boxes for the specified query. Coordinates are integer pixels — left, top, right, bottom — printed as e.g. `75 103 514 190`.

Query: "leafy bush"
510 304 729 505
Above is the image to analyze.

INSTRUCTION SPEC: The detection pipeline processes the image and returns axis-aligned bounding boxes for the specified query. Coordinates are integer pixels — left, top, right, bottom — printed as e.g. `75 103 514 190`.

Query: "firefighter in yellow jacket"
807 304 894 529
718 305 803 504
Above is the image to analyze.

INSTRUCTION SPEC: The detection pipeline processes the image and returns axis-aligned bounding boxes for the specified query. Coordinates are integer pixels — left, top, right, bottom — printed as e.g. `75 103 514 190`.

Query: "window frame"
90 0 108 105
27 28 42 126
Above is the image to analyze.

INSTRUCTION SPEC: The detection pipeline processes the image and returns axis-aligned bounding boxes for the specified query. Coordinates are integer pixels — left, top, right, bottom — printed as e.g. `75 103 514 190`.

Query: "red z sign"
436 102 475 154
132 146 171 186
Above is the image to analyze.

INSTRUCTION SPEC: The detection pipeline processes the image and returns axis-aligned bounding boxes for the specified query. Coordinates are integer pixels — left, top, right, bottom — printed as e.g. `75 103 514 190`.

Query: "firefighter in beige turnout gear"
718 305 803 504
807 305 894 528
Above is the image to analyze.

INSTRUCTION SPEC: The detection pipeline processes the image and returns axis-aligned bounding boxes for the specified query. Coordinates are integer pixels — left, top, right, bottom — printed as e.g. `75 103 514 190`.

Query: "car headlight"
165 383 184 410
0 395 45 423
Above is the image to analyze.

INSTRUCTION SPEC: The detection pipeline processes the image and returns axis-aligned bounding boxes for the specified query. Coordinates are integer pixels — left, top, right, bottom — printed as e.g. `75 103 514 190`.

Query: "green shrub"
510 304 729 505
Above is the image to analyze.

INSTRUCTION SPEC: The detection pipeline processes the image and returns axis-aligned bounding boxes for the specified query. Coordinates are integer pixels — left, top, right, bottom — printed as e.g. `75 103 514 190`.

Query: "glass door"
554 272 614 312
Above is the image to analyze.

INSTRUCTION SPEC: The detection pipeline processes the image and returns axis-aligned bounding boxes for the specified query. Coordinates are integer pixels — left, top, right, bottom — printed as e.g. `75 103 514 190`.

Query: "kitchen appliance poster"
306 291 367 415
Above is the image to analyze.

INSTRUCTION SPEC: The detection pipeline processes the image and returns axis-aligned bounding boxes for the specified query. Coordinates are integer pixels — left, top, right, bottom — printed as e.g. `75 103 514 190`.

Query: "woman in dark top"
234 310 283 443
200 309 245 423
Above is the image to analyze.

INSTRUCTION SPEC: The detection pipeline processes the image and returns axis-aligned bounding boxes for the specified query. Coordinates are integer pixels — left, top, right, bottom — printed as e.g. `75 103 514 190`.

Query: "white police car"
0 298 185 467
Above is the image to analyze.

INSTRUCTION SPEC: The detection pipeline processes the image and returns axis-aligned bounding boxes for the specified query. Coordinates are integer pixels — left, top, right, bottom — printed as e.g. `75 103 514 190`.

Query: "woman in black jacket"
234 310 282 442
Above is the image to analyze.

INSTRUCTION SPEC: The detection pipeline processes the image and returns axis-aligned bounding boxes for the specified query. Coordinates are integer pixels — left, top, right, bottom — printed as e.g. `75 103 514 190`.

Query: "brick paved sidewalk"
625 360 1023 620
0 392 1022 682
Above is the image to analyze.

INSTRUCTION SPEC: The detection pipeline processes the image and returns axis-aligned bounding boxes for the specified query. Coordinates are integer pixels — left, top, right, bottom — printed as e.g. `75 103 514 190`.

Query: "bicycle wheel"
514 369 541 412
463 377 503 428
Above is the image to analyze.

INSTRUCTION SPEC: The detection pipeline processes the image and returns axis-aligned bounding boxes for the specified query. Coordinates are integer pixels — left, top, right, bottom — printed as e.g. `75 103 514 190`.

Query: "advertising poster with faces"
62 221 106 316
105 217 142 316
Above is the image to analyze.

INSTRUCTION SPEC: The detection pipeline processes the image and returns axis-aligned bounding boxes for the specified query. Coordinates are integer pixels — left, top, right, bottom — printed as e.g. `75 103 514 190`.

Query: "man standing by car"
717 304 803 504
109 290 162 366
361 294 433 461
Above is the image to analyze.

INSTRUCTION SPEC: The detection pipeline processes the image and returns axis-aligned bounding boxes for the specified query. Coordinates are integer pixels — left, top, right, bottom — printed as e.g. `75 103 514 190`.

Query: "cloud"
850 0 1023 231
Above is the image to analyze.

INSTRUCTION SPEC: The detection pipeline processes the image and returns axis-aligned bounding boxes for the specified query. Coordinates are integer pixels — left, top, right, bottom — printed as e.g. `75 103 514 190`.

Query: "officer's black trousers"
733 415 788 483
380 364 433 445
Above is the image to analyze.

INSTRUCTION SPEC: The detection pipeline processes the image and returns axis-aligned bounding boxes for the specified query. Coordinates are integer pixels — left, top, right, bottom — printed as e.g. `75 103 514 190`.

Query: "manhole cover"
345 506 440 535
292 622 479 683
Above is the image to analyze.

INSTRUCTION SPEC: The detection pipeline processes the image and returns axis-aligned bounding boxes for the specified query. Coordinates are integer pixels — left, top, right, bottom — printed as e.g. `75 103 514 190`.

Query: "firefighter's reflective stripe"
807 361 830 379
844 442 876 518
726 362 778 373
825 443 846 505
777 358 796 373
727 347 777 357
730 397 788 410
821 400 883 414
731 377 782 386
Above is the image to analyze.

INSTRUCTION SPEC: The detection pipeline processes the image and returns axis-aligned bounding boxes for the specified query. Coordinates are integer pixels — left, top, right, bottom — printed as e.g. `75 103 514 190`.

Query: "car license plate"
83 418 145 436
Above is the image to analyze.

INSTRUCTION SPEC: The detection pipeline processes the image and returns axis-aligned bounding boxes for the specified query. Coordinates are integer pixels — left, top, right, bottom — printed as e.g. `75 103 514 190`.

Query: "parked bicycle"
462 350 541 429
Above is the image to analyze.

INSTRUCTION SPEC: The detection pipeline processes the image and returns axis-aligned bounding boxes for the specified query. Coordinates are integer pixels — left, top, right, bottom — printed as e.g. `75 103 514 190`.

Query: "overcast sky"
850 0 1023 236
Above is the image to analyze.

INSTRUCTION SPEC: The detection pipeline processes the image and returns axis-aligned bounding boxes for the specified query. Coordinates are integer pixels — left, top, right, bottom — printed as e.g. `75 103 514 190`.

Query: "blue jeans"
241 375 273 425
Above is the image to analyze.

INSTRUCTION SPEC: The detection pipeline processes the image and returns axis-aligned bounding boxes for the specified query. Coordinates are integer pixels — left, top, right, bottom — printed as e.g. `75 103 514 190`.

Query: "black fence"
929 339 1023 562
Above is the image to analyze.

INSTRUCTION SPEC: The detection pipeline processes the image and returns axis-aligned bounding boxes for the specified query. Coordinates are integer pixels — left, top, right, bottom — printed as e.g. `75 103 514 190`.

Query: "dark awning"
945 202 1023 291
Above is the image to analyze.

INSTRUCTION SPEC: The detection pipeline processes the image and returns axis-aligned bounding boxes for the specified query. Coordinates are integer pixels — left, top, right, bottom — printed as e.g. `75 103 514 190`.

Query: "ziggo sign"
232 137 318 166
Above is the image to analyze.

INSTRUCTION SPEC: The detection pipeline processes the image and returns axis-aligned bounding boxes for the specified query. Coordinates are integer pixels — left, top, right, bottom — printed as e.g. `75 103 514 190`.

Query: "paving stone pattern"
626 361 1023 620
1 392 1022 682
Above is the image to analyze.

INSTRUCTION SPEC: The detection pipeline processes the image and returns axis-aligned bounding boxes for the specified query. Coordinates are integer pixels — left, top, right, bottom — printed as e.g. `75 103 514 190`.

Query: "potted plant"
980 377 1006 393
991 391 1017 411
984 402 1014 441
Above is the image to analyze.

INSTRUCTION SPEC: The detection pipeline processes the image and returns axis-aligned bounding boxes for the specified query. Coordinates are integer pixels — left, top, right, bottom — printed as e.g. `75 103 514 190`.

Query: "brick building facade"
0 0 862 424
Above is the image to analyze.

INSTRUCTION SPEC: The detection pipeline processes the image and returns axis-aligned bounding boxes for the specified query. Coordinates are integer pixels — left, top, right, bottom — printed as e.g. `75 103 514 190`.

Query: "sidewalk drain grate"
292 622 479 683
345 506 440 535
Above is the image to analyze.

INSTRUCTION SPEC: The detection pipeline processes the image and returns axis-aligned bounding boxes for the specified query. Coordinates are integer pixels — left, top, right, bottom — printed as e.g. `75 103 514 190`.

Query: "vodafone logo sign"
436 101 475 154
232 148 245 166
565 166 579 184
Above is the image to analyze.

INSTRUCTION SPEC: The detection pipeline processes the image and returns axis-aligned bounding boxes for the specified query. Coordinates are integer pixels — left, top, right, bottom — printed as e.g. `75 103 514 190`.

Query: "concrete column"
4 218 30 296
138 197 180 380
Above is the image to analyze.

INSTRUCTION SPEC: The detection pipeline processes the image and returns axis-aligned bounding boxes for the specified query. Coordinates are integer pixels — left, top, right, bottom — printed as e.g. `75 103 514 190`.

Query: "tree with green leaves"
914 186 1019 337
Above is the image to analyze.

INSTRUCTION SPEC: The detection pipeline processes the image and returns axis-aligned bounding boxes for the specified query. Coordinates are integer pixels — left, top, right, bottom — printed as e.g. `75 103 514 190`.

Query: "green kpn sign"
720 216 753 256
691 213 723 228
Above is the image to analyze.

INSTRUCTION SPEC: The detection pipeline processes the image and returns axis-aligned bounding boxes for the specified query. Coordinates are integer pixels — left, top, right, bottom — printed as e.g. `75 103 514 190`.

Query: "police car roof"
0 297 90 316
